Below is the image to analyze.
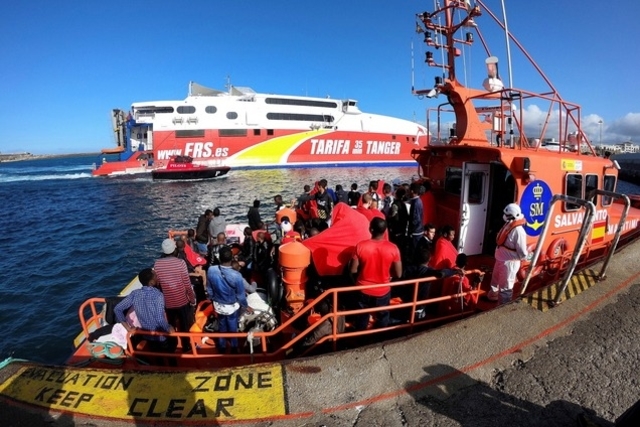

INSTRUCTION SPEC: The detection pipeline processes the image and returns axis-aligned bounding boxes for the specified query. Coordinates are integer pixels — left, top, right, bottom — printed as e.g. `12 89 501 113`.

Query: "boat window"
205 106 217 114
253 129 261 136
267 113 335 123
267 129 274 136
265 98 338 109
564 173 583 211
136 106 174 116
444 167 462 196
226 112 238 120
220 129 247 137
602 175 617 206
467 171 485 204
585 174 598 206
176 129 205 138
177 106 196 114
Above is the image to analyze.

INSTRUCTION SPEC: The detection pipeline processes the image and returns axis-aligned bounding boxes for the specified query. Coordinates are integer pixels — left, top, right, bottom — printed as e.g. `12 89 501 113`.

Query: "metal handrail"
593 190 630 280
519 194 596 302
76 271 484 364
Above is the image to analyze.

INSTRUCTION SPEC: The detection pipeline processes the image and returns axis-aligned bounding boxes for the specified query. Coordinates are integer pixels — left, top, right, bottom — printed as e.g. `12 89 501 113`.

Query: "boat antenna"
411 40 416 94
500 0 514 88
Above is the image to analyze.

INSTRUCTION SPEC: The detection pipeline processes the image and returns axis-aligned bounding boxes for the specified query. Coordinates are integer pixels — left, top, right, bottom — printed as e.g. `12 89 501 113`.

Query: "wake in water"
0 159 95 183
0 172 93 183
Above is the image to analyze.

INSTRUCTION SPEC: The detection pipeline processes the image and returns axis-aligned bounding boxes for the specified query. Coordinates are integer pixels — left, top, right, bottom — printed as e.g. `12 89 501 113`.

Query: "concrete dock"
1 240 639 426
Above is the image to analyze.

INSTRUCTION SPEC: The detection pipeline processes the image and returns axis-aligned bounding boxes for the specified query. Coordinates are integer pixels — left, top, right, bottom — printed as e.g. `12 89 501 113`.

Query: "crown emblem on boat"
533 183 544 199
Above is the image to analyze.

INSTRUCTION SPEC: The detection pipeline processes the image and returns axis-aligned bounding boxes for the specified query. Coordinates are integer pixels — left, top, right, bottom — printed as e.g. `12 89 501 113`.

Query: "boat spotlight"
426 87 440 99
425 31 433 44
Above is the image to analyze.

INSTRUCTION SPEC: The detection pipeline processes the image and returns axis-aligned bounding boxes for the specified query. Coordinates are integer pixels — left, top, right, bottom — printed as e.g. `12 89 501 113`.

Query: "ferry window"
177 106 196 114
564 173 583 211
205 106 217 114
220 129 247 137
267 129 274 136
602 175 617 206
266 113 334 122
176 129 205 138
444 167 462 196
253 129 261 136
137 106 174 116
467 171 485 204
585 174 598 205
265 98 338 109
226 112 238 120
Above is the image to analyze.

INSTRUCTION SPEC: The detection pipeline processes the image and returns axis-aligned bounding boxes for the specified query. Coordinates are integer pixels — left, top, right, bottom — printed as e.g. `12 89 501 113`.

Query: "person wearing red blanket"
430 225 458 270
350 218 402 330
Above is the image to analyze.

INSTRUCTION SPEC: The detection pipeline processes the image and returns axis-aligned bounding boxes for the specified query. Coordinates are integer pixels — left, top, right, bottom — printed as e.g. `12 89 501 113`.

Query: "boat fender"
547 238 568 260
265 268 282 306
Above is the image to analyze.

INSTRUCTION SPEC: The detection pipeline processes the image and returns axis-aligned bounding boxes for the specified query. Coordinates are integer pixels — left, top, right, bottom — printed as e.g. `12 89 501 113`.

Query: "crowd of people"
94 176 528 360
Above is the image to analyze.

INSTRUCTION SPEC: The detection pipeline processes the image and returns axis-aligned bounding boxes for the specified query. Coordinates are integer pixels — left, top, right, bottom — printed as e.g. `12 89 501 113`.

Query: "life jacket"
496 218 526 246
282 230 302 244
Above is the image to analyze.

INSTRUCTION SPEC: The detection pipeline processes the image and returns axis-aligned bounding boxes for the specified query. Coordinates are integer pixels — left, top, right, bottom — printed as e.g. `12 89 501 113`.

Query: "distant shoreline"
0 152 100 163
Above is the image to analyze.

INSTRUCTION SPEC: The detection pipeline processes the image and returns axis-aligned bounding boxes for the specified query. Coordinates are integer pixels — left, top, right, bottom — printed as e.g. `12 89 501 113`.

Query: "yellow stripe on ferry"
229 130 331 166
0 364 286 422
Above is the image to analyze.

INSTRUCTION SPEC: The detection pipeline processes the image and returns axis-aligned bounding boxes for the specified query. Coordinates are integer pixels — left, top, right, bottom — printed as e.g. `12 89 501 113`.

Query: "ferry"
93 83 428 176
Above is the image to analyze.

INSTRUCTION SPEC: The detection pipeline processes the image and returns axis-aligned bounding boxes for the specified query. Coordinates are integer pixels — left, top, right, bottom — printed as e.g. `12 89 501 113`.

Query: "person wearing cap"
487 203 529 304
154 238 196 351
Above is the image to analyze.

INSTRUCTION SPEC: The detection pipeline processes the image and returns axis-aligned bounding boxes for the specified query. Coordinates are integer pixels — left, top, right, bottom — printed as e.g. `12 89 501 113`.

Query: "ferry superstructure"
94 82 428 176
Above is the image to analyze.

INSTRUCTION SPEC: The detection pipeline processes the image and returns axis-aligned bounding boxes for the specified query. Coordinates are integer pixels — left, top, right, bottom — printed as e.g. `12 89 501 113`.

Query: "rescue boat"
67 0 640 371
93 82 428 176
150 155 230 180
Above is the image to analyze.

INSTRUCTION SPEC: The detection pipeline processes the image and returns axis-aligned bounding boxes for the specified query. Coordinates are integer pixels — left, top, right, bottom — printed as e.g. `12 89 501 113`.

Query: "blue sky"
2 0 640 154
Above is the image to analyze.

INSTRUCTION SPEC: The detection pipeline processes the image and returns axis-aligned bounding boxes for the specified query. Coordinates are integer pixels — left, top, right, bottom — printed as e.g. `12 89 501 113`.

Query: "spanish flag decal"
591 220 606 244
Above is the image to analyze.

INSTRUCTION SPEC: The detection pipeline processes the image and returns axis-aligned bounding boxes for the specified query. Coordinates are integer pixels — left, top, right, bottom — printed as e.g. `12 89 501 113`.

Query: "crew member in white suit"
488 203 529 304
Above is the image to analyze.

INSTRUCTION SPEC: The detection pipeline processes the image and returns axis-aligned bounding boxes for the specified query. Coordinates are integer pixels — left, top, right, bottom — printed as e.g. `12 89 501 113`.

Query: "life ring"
547 238 568 259
546 238 569 273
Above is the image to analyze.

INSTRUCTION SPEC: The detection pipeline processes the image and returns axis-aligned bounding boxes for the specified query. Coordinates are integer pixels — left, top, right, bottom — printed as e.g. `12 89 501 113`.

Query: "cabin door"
458 163 490 256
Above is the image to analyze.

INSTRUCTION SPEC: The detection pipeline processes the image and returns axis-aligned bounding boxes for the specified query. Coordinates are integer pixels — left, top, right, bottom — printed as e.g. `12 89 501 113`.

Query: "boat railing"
76 270 484 366
520 195 596 304
592 190 631 279
426 84 595 155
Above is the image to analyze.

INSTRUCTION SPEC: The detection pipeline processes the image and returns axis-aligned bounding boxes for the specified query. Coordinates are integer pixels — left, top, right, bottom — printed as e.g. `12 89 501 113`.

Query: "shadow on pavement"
405 363 613 427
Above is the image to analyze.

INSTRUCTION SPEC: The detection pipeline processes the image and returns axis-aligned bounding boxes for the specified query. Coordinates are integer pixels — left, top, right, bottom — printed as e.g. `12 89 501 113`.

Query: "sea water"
0 155 421 364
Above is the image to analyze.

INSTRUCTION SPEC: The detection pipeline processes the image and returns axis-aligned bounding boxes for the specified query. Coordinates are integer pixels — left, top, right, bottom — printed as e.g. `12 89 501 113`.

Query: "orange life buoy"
547 238 568 259
546 238 569 273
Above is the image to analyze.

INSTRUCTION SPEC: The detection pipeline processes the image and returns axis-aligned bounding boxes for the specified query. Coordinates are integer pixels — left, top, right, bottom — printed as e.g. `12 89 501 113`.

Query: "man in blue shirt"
114 268 177 355
207 246 251 353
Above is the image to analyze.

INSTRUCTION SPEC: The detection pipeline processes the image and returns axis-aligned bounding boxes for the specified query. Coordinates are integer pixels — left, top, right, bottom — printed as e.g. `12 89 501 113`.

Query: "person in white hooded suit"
487 203 529 304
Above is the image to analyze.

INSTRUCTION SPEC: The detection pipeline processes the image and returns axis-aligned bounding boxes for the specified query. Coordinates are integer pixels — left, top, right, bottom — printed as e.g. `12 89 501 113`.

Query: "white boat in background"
94 82 428 176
